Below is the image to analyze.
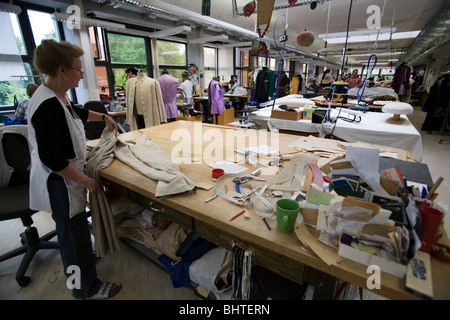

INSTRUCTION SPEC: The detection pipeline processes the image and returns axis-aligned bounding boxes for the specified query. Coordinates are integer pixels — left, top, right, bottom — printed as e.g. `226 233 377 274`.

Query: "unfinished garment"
254 67 276 102
85 128 121 257
391 63 411 102
114 133 197 197
208 78 224 115
156 73 179 120
116 217 163 252
125 71 167 130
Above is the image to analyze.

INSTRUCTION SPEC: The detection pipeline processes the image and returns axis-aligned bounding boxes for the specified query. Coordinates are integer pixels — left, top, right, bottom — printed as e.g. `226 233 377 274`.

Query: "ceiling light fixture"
188 35 229 44
146 25 191 38
0 2 22 14
319 28 420 44
51 12 126 30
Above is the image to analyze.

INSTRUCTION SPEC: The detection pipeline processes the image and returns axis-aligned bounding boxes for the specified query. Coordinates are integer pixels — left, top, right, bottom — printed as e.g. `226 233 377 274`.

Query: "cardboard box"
176 114 202 122
338 229 407 278
271 109 303 121
214 107 235 126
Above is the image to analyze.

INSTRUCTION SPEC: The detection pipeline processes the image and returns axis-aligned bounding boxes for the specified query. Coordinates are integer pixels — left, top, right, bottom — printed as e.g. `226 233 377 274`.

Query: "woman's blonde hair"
34 39 84 76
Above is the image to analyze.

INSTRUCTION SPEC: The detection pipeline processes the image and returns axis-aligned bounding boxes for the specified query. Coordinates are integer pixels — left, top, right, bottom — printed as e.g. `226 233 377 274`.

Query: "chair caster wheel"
17 276 31 287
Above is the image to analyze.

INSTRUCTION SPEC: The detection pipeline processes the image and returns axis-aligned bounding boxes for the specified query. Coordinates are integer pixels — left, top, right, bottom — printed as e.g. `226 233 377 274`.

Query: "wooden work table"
97 121 450 300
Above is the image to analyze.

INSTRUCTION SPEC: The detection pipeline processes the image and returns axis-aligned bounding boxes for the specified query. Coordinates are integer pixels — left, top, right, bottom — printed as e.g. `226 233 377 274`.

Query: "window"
27 10 60 45
89 26 106 61
157 40 186 66
108 33 146 65
157 40 187 85
89 31 151 99
234 49 250 87
204 47 217 86
1 11 45 108
10 13 26 55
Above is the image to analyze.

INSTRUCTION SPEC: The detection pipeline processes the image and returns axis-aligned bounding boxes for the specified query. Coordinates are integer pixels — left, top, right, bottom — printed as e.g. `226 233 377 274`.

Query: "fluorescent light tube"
322 30 419 44
318 28 396 39
51 12 126 30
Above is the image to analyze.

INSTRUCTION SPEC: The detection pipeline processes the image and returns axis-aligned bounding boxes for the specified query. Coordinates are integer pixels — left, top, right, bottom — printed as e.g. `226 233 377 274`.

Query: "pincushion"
382 102 413 124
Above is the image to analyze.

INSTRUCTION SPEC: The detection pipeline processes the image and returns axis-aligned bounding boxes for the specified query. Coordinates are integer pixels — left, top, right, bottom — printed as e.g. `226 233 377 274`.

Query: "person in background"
227 79 239 94
27 39 120 300
348 69 362 89
179 70 193 105
15 83 39 122
125 67 138 79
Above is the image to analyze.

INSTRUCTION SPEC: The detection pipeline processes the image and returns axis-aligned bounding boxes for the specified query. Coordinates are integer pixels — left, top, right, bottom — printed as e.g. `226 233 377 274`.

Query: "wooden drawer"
194 220 306 285
103 178 128 197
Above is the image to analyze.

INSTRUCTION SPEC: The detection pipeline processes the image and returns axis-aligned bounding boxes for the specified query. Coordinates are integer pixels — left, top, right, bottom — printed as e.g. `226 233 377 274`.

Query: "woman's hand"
104 114 118 132
86 177 102 193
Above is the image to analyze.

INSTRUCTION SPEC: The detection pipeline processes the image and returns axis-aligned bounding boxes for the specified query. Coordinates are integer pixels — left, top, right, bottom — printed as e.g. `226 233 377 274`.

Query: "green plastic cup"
276 199 300 232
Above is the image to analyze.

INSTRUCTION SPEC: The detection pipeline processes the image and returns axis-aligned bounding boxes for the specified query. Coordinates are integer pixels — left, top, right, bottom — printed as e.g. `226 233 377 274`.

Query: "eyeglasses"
69 66 85 76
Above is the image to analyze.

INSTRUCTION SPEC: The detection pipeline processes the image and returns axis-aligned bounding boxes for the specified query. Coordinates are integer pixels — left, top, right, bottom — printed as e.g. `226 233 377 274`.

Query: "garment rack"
438 97 450 144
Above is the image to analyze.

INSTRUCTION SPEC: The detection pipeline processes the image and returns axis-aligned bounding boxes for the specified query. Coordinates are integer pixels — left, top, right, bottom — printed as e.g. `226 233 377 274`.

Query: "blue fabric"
158 254 193 288
3 118 27 126
159 234 217 288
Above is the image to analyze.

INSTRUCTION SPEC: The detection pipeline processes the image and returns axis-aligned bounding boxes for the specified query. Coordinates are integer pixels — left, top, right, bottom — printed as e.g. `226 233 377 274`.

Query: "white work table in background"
252 108 423 162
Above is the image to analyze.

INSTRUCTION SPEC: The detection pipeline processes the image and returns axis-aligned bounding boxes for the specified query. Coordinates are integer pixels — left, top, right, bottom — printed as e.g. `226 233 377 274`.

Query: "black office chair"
83 100 108 140
0 125 59 287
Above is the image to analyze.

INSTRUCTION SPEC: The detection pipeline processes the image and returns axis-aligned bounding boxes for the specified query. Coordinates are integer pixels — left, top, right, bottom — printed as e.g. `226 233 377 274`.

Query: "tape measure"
212 173 275 216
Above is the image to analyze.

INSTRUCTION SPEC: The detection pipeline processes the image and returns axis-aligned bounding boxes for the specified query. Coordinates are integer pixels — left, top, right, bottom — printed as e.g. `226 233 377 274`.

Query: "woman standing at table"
27 39 119 299
348 69 362 89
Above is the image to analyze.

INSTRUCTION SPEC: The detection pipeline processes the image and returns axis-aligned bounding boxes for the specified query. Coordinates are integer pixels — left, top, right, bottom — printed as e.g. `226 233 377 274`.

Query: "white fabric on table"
267 109 423 162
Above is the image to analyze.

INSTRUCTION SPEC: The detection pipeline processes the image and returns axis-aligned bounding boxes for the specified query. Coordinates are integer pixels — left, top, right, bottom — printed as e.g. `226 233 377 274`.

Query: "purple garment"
156 73 179 119
208 79 224 115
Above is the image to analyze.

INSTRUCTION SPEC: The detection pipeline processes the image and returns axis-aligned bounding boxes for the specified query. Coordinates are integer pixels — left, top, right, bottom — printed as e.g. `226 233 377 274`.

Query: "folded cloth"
114 133 197 197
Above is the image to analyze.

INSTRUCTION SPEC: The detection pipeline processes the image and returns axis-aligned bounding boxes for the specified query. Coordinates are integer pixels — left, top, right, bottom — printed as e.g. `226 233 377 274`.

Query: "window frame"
204 46 218 86
95 30 152 98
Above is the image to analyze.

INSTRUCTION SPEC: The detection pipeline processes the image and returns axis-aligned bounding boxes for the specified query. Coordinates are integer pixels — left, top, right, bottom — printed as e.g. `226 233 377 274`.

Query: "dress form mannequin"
126 71 167 130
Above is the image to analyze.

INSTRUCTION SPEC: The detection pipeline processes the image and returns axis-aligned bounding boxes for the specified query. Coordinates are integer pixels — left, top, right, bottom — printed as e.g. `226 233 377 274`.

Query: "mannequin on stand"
156 69 179 122
208 77 224 124
126 71 167 130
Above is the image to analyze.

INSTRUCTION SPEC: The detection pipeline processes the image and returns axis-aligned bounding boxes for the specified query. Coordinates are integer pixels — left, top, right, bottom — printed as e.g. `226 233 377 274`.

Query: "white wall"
218 47 234 82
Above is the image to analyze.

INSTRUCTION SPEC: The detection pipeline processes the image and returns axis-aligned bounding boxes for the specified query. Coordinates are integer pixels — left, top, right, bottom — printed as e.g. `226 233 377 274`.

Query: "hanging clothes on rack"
156 71 179 122
289 74 304 95
254 67 276 102
391 63 411 102
126 71 167 131
421 73 450 132
276 71 289 98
